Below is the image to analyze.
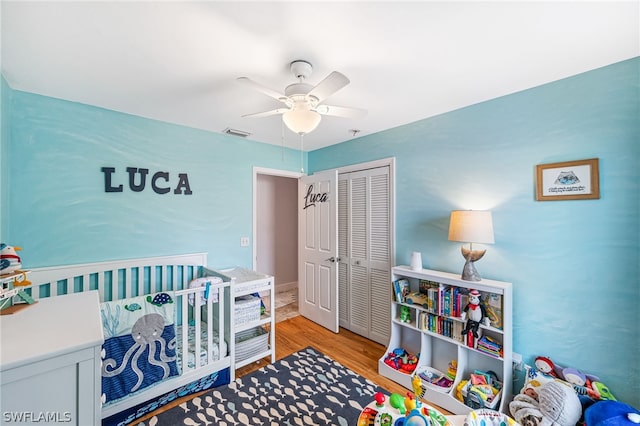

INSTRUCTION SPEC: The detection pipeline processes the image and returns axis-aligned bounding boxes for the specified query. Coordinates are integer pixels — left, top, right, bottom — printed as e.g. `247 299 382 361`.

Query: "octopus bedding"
100 291 229 407
27 253 234 422
100 292 181 406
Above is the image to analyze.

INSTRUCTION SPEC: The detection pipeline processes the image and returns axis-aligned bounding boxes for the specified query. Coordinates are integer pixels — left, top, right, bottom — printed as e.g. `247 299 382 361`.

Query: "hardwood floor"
236 315 410 397
133 314 450 424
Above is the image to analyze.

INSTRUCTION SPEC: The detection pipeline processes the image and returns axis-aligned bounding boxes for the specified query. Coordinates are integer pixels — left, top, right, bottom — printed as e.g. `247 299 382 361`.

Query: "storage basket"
461 379 502 410
235 326 269 362
415 366 453 393
234 295 261 325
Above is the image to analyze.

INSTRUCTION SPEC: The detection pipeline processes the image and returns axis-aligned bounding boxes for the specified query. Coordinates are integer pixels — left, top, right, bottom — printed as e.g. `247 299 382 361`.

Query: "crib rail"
28 253 236 420
27 253 209 302
101 277 233 419
176 284 229 374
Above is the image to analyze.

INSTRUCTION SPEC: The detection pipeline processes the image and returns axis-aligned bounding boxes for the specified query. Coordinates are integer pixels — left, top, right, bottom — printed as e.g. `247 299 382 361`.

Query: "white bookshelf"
378 265 512 414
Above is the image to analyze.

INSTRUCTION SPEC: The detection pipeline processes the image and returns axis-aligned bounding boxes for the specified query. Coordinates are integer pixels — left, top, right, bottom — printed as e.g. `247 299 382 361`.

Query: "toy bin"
415 366 453 393
460 380 502 410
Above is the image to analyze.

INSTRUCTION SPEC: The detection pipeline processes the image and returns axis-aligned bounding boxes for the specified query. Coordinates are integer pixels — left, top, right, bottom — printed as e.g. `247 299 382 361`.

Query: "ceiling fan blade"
242 108 289 118
237 77 287 102
307 71 350 103
316 104 367 119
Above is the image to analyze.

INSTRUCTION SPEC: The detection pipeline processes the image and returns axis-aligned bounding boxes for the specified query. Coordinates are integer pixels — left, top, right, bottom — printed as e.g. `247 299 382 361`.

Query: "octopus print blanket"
100 292 179 406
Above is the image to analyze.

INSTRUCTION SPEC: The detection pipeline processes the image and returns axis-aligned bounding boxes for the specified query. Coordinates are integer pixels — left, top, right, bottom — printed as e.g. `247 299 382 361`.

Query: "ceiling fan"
237 60 366 135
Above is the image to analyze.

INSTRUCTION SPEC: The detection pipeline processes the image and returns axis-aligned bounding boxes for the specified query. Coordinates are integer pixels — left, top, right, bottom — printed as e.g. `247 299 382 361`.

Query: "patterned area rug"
139 346 387 425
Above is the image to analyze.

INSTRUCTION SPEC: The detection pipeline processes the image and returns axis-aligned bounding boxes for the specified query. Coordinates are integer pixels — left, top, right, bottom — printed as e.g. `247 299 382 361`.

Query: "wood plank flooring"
236 315 411 397
133 314 450 424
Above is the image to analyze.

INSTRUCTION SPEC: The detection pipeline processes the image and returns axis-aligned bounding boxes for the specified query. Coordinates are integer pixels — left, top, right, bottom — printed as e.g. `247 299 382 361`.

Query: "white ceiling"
2 1 638 151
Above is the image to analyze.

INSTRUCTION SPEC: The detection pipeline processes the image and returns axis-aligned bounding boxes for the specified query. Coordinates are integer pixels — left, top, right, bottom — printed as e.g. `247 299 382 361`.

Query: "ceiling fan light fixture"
282 109 321 135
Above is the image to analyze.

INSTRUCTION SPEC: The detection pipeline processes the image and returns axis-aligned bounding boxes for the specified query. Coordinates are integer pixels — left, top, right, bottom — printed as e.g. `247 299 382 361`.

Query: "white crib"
26 252 233 421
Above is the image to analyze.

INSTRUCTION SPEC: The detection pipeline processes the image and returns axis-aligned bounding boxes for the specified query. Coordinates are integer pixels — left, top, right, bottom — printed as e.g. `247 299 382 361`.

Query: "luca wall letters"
101 167 193 195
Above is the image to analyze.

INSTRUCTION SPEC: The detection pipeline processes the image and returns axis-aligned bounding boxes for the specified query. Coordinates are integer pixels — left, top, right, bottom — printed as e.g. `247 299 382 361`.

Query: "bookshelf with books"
379 265 512 414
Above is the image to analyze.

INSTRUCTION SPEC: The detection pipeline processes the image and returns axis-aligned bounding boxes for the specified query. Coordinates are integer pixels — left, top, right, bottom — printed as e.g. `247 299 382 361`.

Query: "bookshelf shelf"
379 265 512 414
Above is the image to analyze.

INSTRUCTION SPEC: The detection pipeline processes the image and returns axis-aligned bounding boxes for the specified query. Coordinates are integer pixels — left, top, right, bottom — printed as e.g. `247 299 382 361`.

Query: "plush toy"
510 381 582 426
0 243 22 275
400 305 412 323
584 401 640 426
535 356 558 377
461 289 490 338
532 356 611 401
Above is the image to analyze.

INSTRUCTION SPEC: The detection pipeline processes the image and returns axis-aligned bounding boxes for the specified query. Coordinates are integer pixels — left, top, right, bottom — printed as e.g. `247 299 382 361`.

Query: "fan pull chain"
281 119 285 161
300 133 305 174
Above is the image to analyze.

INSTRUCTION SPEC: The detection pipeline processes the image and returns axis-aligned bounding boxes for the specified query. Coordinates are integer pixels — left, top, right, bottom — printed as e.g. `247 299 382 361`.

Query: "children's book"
483 292 503 330
393 278 410 303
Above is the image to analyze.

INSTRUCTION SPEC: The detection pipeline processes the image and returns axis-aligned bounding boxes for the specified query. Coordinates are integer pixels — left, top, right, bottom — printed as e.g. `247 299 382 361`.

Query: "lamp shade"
282 109 321 135
448 210 495 244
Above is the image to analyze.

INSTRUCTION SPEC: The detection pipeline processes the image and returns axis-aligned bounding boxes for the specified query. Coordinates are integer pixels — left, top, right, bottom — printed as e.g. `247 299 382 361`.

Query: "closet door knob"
325 257 337 263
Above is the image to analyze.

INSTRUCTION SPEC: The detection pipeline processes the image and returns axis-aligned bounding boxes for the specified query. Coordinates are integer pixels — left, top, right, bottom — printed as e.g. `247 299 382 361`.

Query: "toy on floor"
464 409 520 426
374 392 387 408
584 401 640 426
534 356 557 377
389 392 406 415
460 289 490 339
361 392 451 426
510 381 582 426
405 392 419 413
531 356 615 401
412 373 425 399
405 409 430 426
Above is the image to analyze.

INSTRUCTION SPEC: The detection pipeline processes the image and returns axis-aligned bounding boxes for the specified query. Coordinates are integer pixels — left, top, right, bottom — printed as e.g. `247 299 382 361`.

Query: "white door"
298 170 339 332
338 166 391 345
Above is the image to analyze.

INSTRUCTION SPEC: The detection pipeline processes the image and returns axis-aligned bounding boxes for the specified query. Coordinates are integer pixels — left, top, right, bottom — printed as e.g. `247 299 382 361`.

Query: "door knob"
325 257 340 263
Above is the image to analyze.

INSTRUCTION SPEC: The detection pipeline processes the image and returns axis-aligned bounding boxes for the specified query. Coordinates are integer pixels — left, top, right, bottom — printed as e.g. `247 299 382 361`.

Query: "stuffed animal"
584 400 640 426
0 243 22 275
461 289 490 338
535 356 558 377
510 381 582 426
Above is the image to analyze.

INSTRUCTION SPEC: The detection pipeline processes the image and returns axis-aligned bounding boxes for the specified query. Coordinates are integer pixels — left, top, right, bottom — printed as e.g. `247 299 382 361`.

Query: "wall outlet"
240 237 250 247
512 352 524 371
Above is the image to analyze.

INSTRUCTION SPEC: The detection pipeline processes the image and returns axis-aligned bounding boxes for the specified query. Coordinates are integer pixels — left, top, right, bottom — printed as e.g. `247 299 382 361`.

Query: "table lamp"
448 210 494 281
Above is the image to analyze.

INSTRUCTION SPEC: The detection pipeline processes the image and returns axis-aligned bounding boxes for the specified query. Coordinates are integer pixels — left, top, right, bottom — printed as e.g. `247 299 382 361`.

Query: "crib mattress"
176 323 228 370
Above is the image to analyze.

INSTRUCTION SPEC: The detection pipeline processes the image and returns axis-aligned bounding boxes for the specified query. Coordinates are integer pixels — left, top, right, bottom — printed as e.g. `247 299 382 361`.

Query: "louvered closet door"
338 166 391 345
338 178 350 328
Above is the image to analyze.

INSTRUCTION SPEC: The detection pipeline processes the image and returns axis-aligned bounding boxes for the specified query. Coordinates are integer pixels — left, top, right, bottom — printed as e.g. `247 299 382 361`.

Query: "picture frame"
535 158 600 201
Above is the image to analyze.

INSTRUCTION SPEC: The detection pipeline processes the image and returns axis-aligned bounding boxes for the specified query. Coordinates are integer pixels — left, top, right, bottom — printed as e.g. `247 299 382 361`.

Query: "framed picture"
535 158 600 201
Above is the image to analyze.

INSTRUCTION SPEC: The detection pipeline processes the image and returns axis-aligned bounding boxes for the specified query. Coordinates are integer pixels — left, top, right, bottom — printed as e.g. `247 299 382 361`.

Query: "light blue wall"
310 58 640 406
1 77 12 242
3 87 305 269
2 58 638 406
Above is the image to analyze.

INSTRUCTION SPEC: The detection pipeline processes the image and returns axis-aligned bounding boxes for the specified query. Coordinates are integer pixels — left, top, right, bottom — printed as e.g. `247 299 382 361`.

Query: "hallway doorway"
253 168 302 297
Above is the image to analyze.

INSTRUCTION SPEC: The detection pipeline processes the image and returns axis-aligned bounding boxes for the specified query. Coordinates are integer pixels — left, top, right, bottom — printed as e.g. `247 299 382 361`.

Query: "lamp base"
460 246 486 281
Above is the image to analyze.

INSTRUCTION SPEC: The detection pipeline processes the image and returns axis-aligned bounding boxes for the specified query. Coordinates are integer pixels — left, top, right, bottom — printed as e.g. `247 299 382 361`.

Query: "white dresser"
0 291 104 425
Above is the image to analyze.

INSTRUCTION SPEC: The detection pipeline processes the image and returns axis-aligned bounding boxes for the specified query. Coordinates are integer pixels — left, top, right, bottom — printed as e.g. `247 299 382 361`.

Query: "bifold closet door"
338 166 391 345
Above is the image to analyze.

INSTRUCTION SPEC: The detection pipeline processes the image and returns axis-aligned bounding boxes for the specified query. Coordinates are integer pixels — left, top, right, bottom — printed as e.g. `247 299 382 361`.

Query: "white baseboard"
276 281 297 293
